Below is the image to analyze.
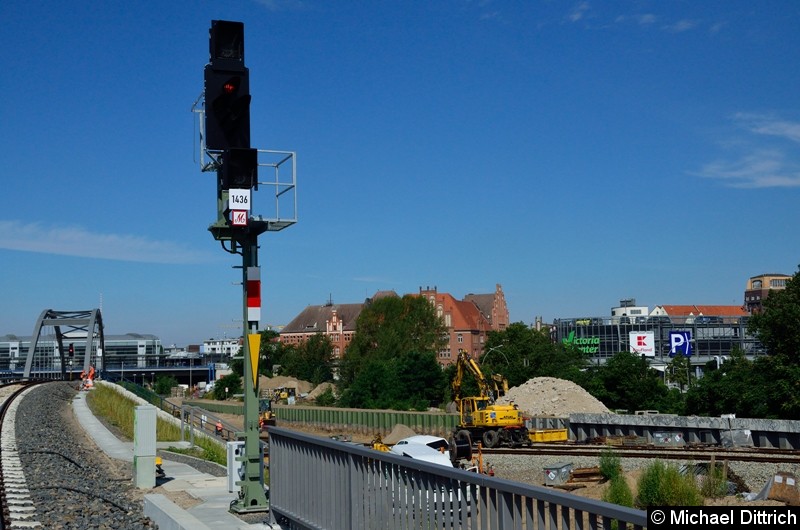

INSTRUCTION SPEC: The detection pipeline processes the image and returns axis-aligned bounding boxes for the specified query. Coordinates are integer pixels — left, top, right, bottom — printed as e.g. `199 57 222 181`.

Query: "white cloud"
734 112 800 144
709 21 727 34
615 14 656 26
568 2 590 23
253 0 308 11
0 221 217 264
693 114 800 188
695 149 800 189
663 19 698 33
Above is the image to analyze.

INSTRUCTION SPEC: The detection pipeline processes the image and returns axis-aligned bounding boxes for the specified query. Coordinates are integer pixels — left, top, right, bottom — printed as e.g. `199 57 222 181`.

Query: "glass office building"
0 333 162 372
551 314 765 373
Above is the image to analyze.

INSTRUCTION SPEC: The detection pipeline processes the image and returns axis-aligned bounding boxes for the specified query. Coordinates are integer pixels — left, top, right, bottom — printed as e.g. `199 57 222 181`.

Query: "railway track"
0 381 45 530
0 381 154 529
482 442 800 464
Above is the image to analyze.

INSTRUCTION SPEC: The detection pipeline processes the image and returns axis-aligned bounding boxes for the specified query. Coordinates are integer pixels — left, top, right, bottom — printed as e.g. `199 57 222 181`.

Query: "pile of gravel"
497 377 611 417
14 382 156 529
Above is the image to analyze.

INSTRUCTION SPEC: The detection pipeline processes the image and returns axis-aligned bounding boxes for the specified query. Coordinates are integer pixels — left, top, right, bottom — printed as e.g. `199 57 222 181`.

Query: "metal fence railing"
267 426 647 530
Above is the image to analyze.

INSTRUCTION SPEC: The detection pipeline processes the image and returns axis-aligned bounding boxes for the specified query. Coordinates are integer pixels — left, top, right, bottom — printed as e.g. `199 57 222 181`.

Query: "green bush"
154 375 179 396
599 447 621 481
314 386 337 407
603 475 634 507
211 373 242 400
700 462 729 498
635 460 703 508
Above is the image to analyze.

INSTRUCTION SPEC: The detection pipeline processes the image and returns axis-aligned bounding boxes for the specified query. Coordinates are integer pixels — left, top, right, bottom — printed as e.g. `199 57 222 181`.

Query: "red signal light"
204 67 250 149
223 79 238 94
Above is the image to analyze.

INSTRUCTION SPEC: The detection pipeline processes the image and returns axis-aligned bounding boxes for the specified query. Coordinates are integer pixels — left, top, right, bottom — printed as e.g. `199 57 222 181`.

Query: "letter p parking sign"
669 331 692 357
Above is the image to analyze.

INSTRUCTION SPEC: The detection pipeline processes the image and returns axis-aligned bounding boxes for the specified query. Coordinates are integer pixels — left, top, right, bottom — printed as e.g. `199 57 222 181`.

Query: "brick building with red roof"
279 284 509 366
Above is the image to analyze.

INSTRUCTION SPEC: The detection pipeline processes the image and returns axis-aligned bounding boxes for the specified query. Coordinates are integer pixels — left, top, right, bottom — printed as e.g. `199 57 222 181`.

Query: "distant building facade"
278 285 510 366
0 333 162 372
744 273 791 313
419 284 509 365
279 298 369 360
201 337 243 358
554 298 762 379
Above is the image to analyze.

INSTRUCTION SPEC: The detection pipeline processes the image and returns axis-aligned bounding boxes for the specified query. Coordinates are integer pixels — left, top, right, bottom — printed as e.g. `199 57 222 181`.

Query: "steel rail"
483 443 800 464
0 381 49 530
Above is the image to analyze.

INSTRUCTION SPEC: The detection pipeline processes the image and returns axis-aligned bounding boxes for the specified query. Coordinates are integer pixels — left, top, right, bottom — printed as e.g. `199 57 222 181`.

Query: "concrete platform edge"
144 494 211 530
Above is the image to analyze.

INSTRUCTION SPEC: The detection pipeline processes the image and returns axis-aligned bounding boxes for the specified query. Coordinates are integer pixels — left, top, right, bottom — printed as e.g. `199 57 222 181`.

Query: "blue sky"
1 1 798 347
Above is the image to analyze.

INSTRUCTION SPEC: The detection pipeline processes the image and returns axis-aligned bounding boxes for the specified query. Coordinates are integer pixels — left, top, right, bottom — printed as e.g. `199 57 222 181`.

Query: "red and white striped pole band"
246 266 261 323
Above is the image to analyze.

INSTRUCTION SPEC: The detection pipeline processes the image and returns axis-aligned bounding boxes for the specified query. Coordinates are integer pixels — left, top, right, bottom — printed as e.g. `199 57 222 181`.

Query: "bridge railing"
116 381 183 417
267 426 647 530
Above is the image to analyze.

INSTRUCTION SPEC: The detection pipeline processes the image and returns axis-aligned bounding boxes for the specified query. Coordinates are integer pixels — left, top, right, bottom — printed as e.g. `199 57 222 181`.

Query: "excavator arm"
490 373 509 397
453 349 499 403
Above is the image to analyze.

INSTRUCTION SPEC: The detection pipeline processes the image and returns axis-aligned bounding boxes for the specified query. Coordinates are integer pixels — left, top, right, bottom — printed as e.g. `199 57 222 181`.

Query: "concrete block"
144 494 211 530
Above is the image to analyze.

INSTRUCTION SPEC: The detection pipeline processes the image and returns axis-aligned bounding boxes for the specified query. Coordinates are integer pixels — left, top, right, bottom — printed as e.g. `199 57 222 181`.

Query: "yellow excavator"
450 349 529 448
259 398 276 432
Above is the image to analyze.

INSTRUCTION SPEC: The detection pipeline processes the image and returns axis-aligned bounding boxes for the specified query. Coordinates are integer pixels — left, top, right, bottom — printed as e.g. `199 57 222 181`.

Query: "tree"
665 354 691 391
337 294 448 409
154 375 179 396
229 356 243 376
266 341 299 377
258 329 282 375
339 359 393 409
748 265 800 365
660 266 800 420
339 294 447 388
587 351 673 413
685 348 799 419
338 349 446 410
479 322 591 389
211 372 242 400
393 349 447 409
289 334 335 385
264 333 334 385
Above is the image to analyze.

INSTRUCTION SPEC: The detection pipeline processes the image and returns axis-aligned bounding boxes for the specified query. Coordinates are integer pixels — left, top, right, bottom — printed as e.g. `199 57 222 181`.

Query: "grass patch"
602 474 634 507
700 460 729 498
166 443 227 465
599 447 622 481
635 460 703 507
86 384 227 466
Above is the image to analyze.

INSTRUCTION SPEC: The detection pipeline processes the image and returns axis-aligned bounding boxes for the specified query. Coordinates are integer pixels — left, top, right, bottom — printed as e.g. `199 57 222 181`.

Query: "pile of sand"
497 377 610 417
258 375 314 395
306 382 335 400
382 424 417 445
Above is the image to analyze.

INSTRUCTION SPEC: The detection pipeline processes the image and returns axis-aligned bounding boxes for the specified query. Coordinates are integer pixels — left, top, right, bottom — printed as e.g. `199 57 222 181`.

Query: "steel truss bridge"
22 309 104 379
4 309 214 386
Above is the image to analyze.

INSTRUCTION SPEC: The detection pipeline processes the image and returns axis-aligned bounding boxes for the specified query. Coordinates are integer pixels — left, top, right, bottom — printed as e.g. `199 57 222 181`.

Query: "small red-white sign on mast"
231 210 248 226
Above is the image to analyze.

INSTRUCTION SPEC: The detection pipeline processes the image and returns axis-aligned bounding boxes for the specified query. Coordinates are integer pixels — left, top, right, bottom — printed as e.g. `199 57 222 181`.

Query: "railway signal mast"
196 19 297 514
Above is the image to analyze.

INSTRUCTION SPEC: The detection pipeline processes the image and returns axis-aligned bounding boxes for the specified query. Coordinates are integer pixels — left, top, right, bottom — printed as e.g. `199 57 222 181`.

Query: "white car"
384 435 473 521
389 435 454 467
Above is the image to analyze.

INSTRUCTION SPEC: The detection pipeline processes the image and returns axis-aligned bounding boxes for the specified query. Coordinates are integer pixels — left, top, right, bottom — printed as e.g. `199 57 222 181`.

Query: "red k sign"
629 331 655 356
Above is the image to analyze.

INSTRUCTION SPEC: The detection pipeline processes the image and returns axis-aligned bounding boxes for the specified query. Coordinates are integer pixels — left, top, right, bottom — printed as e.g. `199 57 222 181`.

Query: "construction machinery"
450 349 529 449
258 398 276 432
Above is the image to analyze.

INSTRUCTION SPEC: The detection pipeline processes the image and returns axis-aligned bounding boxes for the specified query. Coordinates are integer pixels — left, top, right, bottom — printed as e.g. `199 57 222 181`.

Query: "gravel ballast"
14 382 156 529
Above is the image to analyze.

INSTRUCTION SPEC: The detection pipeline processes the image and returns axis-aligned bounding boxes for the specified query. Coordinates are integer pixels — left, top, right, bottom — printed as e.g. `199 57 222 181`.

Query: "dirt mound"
258 375 314 395
306 382 336 400
497 377 610 417
382 424 417 445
